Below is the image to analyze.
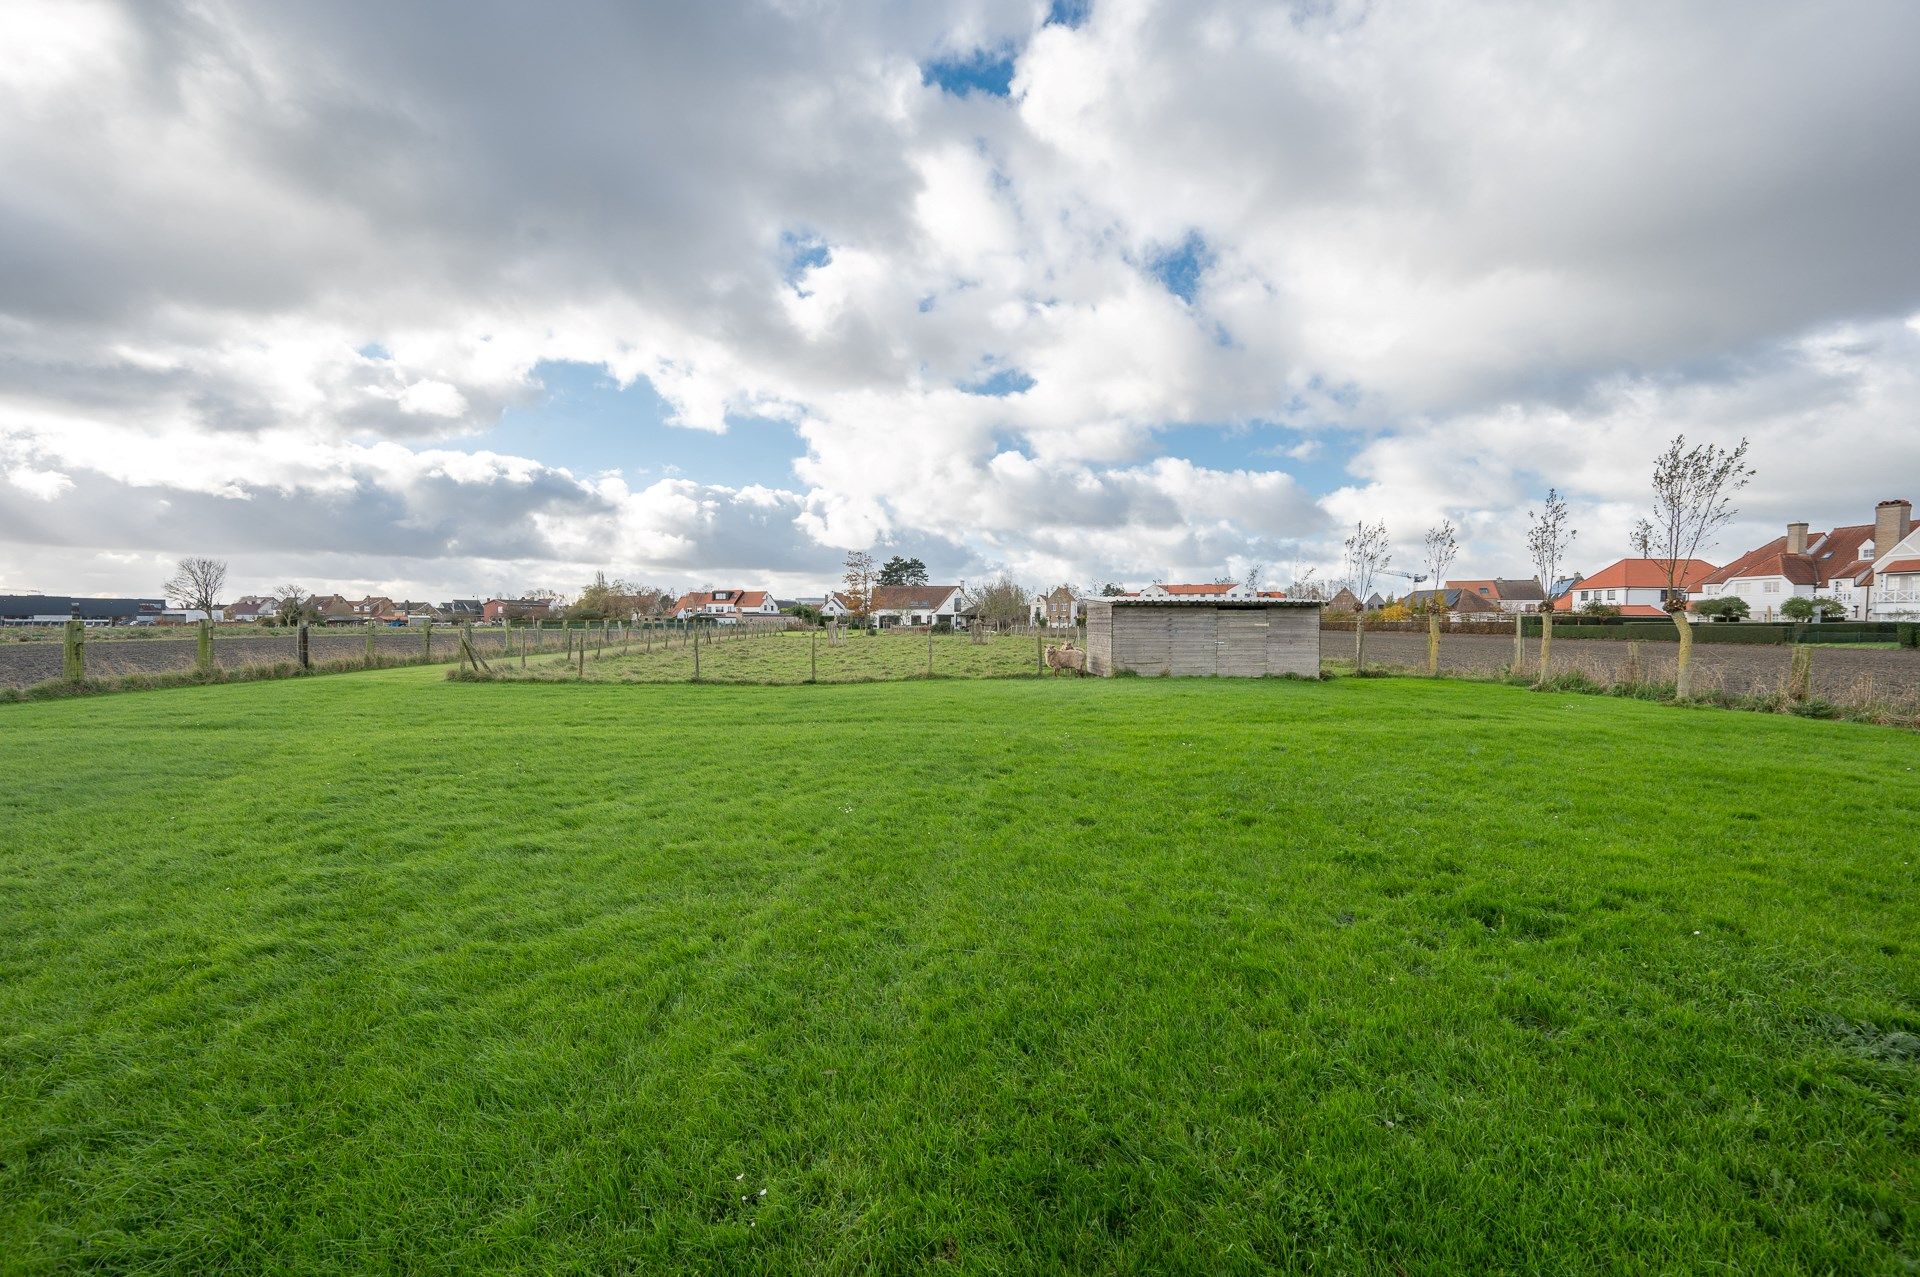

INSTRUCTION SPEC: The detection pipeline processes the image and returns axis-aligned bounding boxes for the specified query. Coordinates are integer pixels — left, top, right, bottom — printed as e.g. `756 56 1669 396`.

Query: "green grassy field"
487 628 1057 683
2 668 1915 1273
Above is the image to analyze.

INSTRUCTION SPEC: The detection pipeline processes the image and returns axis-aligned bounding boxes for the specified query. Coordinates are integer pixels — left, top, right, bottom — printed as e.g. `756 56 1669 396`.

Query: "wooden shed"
1083 598 1322 677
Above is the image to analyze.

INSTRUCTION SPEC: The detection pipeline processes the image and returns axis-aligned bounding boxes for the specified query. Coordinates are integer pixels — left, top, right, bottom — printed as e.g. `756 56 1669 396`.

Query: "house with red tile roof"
482 598 553 623
1554 558 1718 618
1138 582 1253 600
1405 587 1503 620
1691 500 1910 620
1445 578 1546 613
666 588 780 624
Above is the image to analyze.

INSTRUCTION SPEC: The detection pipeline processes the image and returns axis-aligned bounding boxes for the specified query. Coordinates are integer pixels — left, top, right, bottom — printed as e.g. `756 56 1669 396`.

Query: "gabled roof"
1447 578 1542 601
1701 525 1875 590
870 585 959 610
671 588 774 613
1406 588 1499 612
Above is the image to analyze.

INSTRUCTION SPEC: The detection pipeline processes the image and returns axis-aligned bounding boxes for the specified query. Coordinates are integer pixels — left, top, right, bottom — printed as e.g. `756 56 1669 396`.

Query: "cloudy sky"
3 0 1918 603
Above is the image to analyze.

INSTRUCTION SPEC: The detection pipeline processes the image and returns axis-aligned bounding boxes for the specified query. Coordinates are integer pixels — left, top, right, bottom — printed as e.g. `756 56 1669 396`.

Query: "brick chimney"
1785 521 1808 555
1875 500 1911 558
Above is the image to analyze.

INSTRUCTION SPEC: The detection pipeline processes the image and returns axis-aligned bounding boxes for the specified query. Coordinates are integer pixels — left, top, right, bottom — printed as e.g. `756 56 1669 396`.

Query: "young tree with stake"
1631 435 1753 698
841 550 876 626
1420 519 1458 676
1342 521 1391 672
1525 490 1576 682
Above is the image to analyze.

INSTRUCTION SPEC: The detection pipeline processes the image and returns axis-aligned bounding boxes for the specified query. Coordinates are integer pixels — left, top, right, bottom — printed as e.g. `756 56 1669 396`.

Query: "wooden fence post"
365 620 376 668
692 623 701 681
197 617 214 675
1513 613 1526 677
927 623 934 677
63 617 85 682
810 629 817 683
297 622 310 670
424 620 433 661
1036 627 1044 675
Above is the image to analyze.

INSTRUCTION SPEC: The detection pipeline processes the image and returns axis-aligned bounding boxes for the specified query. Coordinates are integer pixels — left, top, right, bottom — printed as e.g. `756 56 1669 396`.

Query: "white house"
824 585 966 628
666 588 781 624
1555 559 1718 618
1863 501 1920 620
1691 500 1909 621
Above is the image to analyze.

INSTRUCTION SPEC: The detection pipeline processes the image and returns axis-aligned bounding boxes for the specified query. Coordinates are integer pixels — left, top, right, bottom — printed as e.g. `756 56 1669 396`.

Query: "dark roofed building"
0 595 166 625
1404 588 1502 618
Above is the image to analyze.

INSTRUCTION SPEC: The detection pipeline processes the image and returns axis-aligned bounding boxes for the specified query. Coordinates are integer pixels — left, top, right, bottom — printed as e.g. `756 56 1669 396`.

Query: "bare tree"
1243 564 1264 593
1420 519 1458 676
164 557 227 618
273 584 312 626
1342 521 1391 672
841 550 876 625
964 574 1032 630
1631 435 1753 698
1525 490 1577 682
1285 564 1327 602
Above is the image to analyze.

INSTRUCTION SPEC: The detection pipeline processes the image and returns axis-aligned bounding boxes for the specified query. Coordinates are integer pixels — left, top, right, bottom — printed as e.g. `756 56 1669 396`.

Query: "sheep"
1044 640 1087 675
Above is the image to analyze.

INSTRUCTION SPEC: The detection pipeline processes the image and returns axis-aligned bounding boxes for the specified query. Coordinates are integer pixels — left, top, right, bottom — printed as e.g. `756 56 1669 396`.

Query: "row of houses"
218 595 562 625
1403 497 1918 623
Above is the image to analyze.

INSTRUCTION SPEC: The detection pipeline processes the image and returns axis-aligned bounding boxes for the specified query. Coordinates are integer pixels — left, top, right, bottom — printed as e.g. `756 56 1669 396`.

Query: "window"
1764 580 1781 594
1607 589 1618 601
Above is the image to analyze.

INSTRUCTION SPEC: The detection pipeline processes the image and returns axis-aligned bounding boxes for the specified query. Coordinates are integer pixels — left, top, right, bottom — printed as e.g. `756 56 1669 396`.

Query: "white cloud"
6 465 73 501
1 0 1917 597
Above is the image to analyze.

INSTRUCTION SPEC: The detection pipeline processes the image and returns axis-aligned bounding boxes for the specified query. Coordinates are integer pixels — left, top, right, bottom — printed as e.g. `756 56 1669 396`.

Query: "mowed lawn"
1 670 1915 1274
491 628 1053 683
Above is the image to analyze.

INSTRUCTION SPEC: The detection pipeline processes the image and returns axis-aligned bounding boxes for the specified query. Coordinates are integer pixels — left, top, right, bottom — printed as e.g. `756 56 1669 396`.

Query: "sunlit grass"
1 667 1914 1272
479 627 1060 683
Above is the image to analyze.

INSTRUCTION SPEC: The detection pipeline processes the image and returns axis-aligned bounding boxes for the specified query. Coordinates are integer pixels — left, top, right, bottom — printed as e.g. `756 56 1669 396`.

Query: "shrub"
1693 596 1751 622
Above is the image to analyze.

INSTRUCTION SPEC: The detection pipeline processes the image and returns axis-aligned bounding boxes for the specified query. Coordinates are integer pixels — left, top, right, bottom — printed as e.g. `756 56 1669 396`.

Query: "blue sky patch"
922 48 1017 98
1046 0 1093 28
471 360 804 489
781 232 831 291
961 367 1036 396
1148 232 1212 304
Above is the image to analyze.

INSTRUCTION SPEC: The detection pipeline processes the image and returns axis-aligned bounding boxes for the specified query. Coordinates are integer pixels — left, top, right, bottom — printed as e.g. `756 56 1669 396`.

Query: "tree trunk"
1353 614 1366 673
1426 613 1440 676
1536 609 1553 684
1788 643 1812 703
1671 608 1694 698
1512 612 1525 677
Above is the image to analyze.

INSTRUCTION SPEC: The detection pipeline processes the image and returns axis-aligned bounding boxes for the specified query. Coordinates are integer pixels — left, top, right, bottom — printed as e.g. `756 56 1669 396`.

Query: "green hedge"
1530 618 1910 644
